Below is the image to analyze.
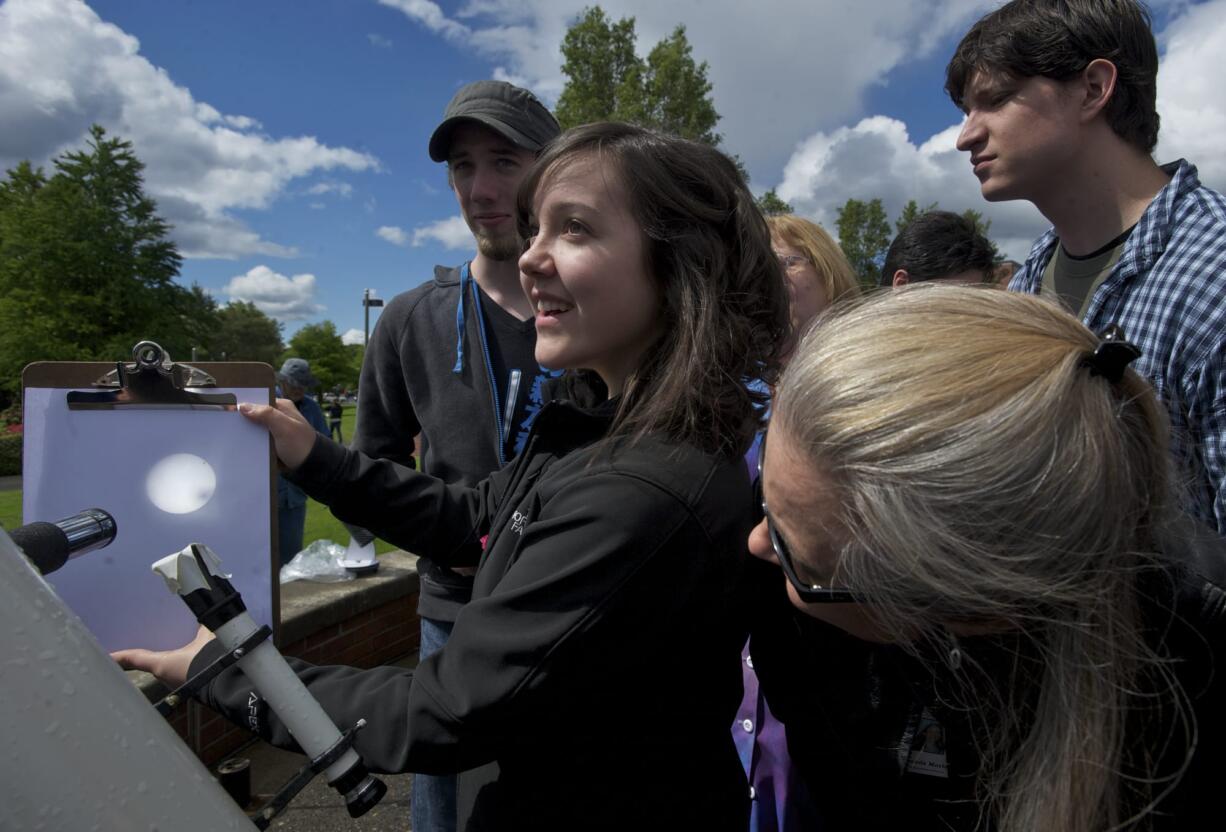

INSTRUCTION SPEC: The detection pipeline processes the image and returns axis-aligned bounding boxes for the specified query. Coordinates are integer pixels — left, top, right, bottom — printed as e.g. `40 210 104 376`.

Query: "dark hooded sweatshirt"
351 263 551 621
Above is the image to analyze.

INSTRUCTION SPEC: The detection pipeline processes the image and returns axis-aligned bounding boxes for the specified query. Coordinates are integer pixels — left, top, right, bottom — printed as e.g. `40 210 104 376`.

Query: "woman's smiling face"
519 154 662 397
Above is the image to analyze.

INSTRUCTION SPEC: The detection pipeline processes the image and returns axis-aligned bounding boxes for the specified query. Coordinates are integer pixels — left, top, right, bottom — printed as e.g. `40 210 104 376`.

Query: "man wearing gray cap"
275 358 329 567
346 80 560 832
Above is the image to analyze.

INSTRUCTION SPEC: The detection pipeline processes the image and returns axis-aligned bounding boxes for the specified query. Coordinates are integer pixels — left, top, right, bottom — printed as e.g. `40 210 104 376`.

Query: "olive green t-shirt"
1041 226 1134 317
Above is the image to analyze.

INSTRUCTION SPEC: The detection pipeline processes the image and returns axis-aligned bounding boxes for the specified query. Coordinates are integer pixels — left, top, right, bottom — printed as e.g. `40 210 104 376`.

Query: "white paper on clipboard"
22 386 273 652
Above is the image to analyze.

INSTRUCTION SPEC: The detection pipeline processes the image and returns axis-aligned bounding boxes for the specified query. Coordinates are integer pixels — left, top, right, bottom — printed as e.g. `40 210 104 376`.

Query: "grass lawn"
310 400 396 555
0 489 20 530
304 499 397 555
0 403 397 555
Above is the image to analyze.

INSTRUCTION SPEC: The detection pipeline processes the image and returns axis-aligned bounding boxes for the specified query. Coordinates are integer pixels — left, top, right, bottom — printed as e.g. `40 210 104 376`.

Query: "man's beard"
473 229 521 262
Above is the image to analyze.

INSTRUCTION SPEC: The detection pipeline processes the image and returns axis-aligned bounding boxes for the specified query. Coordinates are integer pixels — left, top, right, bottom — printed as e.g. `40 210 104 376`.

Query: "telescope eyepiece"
10 508 117 575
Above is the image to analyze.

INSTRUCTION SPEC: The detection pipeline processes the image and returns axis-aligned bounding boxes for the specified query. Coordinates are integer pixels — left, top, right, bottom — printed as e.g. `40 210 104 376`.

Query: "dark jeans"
277 502 306 567
329 420 342 442
413 616 457 832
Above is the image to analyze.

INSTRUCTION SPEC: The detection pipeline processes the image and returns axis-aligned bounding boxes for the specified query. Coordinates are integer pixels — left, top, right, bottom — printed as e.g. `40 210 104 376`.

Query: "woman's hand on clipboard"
239 399 319 471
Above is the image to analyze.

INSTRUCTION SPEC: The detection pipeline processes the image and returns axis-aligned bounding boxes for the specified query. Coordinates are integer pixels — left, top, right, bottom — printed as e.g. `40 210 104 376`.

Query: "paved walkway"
243 740 414 830
0 476 19 492
225 651 418 830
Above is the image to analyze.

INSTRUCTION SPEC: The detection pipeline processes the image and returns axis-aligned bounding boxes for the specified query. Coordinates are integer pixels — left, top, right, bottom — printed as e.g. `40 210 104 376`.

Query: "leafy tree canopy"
834 197 892 289
756 189 793 216
213 301 284 365
345 343 365 393
0 125 204 407
556 7 721 146
286 321 352 393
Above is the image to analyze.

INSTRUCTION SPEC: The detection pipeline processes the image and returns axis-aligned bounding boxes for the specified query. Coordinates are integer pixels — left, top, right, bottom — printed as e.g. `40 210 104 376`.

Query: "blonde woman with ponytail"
748 286 1225 831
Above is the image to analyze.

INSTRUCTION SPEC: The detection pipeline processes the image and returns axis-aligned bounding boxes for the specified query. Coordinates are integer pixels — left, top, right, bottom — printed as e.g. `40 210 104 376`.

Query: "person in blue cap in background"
275 357 329 567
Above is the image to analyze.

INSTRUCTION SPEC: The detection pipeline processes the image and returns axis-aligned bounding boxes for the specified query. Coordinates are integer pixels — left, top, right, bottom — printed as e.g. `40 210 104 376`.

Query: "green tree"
962 208 999 262
892 200 1001 262
211 301 284 364
556 7 721 146
0 126 188 406
894 199 939 234
835 197 891 288
756 189 793 216
345 343 365 392
166 283 222 361
287 321 351 393
641 25 721 145
555 8 643 129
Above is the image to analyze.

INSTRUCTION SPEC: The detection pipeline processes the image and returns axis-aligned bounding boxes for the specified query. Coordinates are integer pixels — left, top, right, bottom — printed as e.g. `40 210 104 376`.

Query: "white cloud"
0 0 380 259
367 32 393 48
379 0 471 41
776 117 1047 261
378 0 998 177
376 225 410 246
222 114 261 130
223 265 325 321
410 215 473 249
377 217 472 250
341 328 366 346
1155 0 1226 190
307 181 354 197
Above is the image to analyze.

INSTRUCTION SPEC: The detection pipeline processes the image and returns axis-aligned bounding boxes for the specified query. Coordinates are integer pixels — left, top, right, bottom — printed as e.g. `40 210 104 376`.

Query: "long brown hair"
517 122 789 457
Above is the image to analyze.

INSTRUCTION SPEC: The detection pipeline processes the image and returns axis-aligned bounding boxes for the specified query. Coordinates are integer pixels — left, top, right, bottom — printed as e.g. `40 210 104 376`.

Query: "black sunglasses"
756 430 862 603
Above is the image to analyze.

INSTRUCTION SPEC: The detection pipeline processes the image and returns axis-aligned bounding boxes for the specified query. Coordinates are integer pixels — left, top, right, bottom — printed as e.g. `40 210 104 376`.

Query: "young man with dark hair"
879 210 996 287
947 0 1226 533
350 80 560 831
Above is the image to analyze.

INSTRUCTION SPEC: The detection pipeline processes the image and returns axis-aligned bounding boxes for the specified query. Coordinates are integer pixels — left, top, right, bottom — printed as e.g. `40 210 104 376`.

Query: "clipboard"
21 341 279 652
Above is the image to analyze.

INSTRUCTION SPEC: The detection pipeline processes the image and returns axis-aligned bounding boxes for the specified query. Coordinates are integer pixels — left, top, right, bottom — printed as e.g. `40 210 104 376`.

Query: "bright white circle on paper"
145 453 217 514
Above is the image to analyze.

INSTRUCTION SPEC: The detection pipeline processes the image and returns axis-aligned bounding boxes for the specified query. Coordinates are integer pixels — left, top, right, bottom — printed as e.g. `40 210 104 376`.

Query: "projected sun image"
146 453 217 514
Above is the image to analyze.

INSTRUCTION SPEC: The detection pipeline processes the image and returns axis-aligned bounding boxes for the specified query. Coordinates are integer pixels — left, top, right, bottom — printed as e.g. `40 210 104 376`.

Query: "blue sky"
2 0 1223 343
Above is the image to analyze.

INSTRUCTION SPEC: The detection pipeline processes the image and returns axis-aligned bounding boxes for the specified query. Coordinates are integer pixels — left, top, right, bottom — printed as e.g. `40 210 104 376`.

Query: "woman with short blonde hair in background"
750 286 1224 831
767 215 860 362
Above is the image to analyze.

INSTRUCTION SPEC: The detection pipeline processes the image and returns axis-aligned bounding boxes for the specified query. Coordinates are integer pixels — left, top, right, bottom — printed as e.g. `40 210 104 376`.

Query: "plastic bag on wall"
280 539 354 584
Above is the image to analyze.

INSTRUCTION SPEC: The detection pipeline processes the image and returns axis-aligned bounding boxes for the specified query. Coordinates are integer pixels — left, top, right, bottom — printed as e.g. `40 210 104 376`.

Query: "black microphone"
9 508 117 575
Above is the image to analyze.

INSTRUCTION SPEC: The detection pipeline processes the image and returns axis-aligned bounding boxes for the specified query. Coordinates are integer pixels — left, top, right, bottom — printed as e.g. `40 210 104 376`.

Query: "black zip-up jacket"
352 264 537 620
748 523 1226 830
192 398 753 830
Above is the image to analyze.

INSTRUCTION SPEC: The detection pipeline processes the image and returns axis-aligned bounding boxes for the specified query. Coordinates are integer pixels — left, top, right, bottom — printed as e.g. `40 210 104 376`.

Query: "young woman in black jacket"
749 286 1225 831
115 122 789 831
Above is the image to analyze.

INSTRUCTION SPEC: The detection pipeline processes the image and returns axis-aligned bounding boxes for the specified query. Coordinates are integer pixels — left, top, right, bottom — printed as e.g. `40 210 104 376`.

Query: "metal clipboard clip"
66 341 237 410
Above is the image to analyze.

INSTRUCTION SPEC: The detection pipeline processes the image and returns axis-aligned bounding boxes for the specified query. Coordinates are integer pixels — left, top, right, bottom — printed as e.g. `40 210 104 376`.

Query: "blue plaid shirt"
1011 160 1226 534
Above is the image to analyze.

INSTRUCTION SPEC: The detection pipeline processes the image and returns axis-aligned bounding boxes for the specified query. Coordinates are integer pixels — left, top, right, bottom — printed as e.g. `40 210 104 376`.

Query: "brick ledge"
129 549 421 702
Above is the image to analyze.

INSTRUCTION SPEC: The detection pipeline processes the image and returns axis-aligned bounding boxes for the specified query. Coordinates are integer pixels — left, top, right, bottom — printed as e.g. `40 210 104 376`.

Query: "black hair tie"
1081 324 1142 383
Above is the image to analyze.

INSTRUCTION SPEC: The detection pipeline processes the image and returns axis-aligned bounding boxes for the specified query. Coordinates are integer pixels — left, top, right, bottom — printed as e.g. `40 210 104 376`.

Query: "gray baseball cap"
277 358 318 389
428 80 561 162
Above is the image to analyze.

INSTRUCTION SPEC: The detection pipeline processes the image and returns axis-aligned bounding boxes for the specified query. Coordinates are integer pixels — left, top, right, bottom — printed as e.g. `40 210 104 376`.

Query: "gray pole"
362 289 383 348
